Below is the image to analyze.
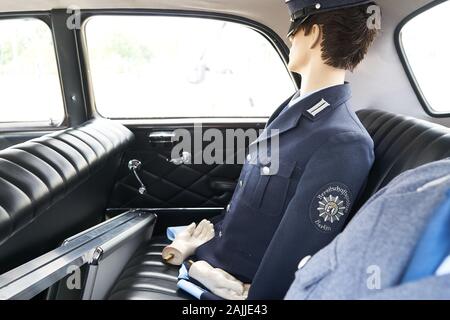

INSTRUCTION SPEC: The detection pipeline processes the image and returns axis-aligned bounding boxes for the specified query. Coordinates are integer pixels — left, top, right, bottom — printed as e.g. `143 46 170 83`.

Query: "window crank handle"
128 159 147 195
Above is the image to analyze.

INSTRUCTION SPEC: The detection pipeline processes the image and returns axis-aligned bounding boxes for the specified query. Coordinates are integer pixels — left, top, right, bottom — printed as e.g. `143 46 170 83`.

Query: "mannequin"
246 2 379 299
165 0 378 300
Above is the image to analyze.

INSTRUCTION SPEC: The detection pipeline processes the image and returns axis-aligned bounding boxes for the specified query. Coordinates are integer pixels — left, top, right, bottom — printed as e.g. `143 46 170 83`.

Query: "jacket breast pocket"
242 160 299 216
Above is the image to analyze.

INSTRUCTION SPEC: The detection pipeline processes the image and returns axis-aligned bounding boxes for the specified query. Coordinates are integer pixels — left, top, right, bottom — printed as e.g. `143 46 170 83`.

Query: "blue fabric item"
177 279 204 299
166 226 188 241
177 278 224 300
178 263 189 280
401 189 450 283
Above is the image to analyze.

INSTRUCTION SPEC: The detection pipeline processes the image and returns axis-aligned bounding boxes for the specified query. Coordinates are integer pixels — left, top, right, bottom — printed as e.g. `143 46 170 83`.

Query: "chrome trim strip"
0 210 156 300
106 207 225 213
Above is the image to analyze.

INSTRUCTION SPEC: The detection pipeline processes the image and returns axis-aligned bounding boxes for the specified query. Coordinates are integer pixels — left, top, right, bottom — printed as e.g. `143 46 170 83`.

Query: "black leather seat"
356 109 450 207
108 237 192 300
0 119 133 273
108 109 450 300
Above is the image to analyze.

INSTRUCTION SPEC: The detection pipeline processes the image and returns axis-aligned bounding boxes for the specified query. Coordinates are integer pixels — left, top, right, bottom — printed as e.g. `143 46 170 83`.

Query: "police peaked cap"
286 0 375 37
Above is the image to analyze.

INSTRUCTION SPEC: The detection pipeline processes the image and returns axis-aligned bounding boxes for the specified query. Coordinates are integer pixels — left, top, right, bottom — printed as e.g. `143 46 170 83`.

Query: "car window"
84 16 296 120
399 1 450 115
0 18 64 125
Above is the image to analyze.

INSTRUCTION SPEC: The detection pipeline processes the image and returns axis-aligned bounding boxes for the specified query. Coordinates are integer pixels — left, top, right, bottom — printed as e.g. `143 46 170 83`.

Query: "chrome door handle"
128 159 147 195
169 151 191 165
149 131 176 144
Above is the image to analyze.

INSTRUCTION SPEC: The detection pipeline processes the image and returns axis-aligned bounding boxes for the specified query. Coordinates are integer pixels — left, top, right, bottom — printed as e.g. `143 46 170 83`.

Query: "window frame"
395 0 449 118
79 9 299 123
0 12 68 131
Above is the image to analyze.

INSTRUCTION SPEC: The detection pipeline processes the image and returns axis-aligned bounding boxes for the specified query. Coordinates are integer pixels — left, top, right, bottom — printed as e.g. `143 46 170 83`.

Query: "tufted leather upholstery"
0 119 134 273
108 109 450 300
108 141 243 209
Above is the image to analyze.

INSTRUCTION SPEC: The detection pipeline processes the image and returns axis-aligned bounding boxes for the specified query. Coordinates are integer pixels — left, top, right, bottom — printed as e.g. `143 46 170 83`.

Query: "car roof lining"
1 0 447 126
0 0 434 46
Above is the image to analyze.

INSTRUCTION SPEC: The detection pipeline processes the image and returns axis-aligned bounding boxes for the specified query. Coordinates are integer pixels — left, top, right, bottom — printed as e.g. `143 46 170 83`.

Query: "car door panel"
107 123 265 210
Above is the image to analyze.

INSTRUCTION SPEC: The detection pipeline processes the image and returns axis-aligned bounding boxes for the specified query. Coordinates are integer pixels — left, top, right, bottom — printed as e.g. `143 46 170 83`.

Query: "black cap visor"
287 15 309 38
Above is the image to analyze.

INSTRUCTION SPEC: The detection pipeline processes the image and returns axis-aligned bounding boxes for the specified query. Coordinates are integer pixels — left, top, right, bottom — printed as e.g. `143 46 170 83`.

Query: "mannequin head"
288 6 378 75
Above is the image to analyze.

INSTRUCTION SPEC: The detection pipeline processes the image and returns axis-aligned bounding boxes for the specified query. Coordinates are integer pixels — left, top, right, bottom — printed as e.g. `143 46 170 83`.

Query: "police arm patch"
309 183 353 233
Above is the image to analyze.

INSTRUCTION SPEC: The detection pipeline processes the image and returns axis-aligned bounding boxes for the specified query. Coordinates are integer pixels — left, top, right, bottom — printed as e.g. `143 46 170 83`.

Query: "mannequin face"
288 24 322 74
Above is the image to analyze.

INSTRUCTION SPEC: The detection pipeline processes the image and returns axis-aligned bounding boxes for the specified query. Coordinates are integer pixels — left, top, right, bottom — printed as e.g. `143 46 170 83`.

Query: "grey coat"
285 159 450 300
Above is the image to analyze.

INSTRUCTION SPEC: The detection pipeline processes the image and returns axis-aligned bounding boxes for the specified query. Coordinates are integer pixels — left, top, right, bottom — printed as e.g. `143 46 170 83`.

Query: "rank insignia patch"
310 183 352 233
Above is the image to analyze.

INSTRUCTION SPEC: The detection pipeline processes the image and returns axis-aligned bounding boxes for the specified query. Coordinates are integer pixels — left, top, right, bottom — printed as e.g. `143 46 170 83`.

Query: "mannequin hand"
176 219 214 245
162 220 214 265
189 260 251 300
242 284 251 300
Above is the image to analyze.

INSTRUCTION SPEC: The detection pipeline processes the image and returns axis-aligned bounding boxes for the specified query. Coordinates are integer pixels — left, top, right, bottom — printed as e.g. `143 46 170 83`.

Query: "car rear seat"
108 109 450 300
0 119 134 273
355 109 450 207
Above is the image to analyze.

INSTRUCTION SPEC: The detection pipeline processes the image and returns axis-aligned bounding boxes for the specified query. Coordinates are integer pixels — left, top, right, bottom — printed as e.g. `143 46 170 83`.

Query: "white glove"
188 260 251 300
162 220 214 265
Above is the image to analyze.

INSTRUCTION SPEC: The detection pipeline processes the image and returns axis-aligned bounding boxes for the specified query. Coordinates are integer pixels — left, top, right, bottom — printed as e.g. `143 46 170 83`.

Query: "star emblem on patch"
317 195 346 224
310 183 352 233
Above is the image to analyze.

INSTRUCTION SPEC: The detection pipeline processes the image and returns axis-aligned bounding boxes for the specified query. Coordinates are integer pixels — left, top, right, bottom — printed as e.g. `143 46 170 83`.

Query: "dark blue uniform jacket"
195 83 375 299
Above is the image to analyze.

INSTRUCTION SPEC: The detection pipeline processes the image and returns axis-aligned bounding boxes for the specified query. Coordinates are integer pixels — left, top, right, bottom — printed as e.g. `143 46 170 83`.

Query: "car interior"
0 0 449 300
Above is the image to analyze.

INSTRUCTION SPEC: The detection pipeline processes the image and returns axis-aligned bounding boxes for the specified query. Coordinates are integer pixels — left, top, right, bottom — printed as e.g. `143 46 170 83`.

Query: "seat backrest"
0 119 134 273
356 109 450 206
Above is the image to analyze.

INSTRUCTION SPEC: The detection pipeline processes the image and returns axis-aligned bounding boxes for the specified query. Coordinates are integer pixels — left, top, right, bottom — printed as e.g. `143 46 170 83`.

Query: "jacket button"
262 166 270 175
239 180 243 187
298 255 312 270
226 204 231 213
247 154 251 162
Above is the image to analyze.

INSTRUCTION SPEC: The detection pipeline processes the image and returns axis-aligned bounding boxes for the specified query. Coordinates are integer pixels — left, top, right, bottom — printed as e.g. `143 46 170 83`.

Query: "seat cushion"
108 237 192 300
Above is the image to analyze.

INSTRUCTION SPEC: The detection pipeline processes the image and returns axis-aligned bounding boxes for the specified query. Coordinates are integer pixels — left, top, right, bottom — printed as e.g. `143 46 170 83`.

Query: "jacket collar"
266 94 294 126
257 83 352 144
